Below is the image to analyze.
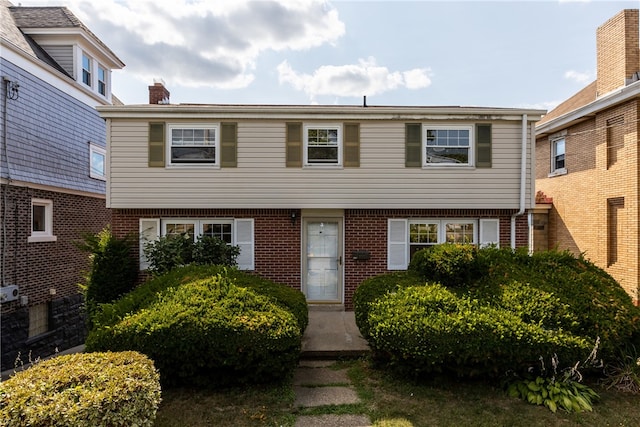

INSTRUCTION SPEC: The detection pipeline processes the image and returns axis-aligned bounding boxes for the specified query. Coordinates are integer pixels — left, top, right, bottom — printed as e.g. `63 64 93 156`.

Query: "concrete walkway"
294 310 372 426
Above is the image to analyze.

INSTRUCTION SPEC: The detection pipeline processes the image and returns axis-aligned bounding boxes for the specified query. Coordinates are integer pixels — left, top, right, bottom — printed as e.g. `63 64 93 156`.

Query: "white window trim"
423 124 474 167
389 218 501 270
166 123 220 168
303 123 343 167
81 51 92 88
89 143 106 180
28 199 57 243
549 136 567 176
152 218 254 270
97 64 108 97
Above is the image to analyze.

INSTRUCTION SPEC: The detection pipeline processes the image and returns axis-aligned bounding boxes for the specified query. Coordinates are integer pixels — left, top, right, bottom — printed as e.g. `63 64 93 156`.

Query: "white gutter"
511 114 528 249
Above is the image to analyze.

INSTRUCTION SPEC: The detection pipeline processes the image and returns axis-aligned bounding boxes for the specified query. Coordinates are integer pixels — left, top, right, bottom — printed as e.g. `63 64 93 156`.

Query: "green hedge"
92 265 307 334
355 247 640 377
368 285 590 377
0 351 160 427
408 243 481 287
86 273 302 387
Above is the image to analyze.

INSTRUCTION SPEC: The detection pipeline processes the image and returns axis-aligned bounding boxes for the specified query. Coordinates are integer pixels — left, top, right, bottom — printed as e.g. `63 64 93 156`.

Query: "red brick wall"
1 185 110 314
113 208 528 309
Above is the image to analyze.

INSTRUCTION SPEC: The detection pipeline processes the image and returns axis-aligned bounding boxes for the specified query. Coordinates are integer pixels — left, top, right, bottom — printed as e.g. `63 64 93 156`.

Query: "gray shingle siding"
1 59 106 195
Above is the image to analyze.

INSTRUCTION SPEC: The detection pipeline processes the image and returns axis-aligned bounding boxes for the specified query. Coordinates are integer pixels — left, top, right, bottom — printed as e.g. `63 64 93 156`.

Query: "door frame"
301 210 344 304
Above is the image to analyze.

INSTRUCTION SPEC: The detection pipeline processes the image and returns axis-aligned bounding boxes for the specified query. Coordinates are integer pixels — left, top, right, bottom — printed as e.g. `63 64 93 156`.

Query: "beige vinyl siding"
107 120 533 210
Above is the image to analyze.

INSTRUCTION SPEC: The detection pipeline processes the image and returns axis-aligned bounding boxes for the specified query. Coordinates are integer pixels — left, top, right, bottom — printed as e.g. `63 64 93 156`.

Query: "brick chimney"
148 79 170 104
596 9 640 96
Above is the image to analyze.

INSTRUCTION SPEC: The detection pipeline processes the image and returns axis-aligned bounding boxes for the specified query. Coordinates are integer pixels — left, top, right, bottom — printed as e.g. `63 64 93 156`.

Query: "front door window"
305 220 341 302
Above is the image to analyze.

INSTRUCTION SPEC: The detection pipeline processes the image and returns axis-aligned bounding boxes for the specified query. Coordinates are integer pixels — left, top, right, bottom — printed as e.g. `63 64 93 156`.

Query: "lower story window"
29 303 50 338
389 218 498 270
28 199 57 243
141 218 254 271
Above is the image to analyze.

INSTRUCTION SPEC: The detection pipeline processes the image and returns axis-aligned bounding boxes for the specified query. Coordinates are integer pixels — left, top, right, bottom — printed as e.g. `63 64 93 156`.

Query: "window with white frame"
168 124 218 165
388 218 499 270
29 199 56 243
140 218 254 270
304 125 341 165
89 144 106 180
82 53 92 87
424 125 473 166
97 65 107 96
551 137 566 173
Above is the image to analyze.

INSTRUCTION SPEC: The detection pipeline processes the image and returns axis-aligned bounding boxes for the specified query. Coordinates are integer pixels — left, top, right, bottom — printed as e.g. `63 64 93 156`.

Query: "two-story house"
1 1 124 370
100 84 543 310
536 9 640 305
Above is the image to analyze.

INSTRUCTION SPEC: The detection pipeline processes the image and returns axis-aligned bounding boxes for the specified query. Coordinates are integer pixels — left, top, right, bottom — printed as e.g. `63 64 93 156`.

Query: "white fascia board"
536 81 640 137
24 28 124 69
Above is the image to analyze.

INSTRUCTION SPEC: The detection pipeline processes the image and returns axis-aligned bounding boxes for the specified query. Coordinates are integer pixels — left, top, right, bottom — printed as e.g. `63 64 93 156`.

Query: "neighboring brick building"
536 9 640 304
99 83 543 310
0 1 124 370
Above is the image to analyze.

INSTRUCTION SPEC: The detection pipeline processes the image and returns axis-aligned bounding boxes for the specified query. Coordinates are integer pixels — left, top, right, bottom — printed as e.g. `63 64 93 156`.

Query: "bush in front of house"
353 271 421 340
86 273 302 387
367 284 590 377
91 264 308 334
143 234 240 275
76 226 138 320
355 247 640 377
408 243 481 287
0 351 161 427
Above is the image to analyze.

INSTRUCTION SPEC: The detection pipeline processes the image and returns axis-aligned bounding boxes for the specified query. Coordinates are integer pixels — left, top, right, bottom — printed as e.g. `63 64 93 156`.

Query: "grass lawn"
154 358 640 427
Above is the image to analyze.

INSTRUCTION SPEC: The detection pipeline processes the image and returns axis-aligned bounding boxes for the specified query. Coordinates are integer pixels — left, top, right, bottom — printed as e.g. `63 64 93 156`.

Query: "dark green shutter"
405 123 422 167
343 123 360 167
148 122 165 167
220 122 237 167
476 124 492 168
286 122 302 167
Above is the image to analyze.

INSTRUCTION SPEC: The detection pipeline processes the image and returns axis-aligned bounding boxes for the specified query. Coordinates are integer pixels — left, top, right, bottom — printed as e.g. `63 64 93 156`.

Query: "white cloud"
564 70 593 84
517 100 562 112
30 0 346 90
278 57 431 101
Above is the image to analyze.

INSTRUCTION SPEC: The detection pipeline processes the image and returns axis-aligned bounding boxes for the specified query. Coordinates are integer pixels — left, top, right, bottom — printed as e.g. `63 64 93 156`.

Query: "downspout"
511 114 528 249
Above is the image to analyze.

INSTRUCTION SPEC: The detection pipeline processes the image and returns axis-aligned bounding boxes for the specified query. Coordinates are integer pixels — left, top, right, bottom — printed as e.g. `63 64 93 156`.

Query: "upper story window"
28 199 57 243
304 125 342 166
424 126 473 166
168 124 219 166
98 66 107 96
82 53 92 87
551 137 566 174
89 144 106 180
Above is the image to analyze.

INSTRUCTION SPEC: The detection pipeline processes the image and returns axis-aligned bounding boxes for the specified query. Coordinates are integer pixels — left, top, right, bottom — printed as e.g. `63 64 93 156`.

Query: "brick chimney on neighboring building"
596 9 640 97
149 79 170 104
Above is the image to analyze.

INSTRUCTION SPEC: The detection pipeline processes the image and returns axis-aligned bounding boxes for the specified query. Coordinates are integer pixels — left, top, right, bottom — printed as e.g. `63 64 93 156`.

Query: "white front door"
304 219 342 303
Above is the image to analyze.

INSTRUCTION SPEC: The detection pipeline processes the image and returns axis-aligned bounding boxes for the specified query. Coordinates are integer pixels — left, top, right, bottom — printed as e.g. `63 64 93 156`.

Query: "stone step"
294 414 372 427
293 386 360 408
293 367 350 386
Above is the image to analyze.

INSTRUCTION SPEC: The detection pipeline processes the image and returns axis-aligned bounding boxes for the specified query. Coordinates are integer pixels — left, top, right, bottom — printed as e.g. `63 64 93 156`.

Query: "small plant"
601 344 640 394
506 340 601 413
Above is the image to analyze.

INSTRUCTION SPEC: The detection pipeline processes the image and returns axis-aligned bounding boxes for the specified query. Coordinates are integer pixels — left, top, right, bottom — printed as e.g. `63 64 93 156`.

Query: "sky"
16 0 640 111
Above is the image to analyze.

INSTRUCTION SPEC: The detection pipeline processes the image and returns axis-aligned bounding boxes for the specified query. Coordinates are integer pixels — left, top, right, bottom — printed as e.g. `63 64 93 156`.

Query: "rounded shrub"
0 351 161 427
353 271 421 340
86 273 302 387
91 265 307 334
367 285 590 377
